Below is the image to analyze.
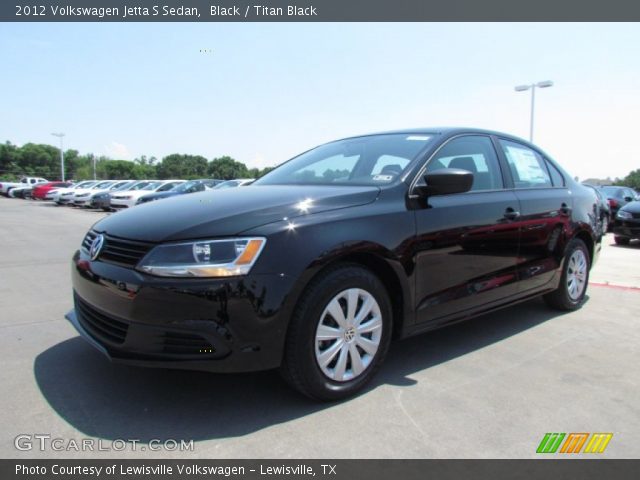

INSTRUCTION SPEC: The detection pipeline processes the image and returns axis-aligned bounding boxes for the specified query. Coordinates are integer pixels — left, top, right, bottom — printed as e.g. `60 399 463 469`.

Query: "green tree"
133 156 158 179
157 154 207 179
102 160 137 179
0 142 21 180
616 169 640 190
16 143 59 177
207 156 249 180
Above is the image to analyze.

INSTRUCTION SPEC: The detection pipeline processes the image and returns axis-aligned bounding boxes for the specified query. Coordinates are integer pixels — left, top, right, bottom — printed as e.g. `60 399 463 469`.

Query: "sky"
1 22 639 180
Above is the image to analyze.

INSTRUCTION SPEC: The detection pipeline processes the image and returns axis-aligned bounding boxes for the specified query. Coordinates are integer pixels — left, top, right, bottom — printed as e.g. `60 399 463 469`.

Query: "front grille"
81 231 97 251
75 295 129 345
81 231 153 267
632 212 640 219
162 331 216 356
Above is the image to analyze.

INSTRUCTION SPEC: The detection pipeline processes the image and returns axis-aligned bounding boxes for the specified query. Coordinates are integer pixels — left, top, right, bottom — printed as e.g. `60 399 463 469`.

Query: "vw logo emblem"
89 234 105 261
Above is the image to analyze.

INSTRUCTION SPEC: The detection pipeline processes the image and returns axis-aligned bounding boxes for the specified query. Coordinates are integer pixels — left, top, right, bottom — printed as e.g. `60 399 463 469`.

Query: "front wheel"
280 264 392 401
614 236 630 245
544 238 590 311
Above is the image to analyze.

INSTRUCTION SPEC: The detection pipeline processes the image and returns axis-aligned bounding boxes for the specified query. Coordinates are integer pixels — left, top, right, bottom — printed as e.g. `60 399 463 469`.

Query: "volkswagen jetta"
67 128 601 400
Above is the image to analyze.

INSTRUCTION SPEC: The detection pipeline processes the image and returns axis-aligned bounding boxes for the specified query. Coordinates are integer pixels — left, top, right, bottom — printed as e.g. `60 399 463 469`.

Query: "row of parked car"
1 174 639 246
581 184 640 244
0 177 255 210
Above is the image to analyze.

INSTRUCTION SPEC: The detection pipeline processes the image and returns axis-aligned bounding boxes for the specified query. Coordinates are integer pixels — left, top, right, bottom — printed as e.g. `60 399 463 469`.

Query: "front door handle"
504 207 520 220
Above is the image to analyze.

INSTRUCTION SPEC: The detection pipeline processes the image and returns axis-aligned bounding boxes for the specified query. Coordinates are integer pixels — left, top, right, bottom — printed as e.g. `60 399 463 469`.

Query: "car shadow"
34 297 569 443
610 241 639 249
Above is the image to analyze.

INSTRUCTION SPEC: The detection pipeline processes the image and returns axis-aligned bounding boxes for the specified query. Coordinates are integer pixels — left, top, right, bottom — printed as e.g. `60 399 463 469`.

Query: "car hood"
113 190 156 198
72 188 97 195
621 201 640 214
50 187 73 194
93 185 380 242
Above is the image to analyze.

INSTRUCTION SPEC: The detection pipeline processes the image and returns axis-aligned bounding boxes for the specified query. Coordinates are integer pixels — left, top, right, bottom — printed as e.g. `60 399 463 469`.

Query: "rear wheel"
614 236 630 245
601 216 608 235
280 264 392 401
544 238 590 311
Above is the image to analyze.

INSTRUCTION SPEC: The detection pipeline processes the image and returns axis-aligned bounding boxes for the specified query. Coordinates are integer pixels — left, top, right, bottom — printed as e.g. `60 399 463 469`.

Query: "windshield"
93 181 114 189
215 180 241 189
75 181 96 189
254 134 433 186
171 181 200 193
142 181 163 190
129 181 153 191
111 181 134 190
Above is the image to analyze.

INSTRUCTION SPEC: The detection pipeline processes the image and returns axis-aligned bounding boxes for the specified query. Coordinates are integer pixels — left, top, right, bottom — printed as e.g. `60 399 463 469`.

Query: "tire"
544 238 590 311
280 264 393 401
614 236 630 245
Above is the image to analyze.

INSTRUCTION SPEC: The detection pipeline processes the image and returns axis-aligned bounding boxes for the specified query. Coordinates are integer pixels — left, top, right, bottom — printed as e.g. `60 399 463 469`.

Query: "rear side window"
426 135 504 191
545 159 565 187
499 140 552 188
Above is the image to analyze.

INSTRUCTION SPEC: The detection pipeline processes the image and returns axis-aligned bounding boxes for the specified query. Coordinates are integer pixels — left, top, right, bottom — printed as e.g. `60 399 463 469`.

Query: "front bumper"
109 199 133 209
613 220 640 239
68 249 296 373
73 197 91 206
91 197 110 209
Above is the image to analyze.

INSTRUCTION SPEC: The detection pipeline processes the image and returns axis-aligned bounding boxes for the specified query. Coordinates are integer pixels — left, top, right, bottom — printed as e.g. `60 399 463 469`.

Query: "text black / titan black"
67 128 602 400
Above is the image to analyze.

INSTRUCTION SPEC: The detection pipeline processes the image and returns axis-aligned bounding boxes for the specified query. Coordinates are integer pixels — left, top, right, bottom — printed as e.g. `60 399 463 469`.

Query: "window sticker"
372 174 394 182
507 146 547 183
406 135 431 141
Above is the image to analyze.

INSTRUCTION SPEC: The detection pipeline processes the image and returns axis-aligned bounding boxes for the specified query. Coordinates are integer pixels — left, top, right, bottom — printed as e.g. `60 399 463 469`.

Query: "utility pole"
51 132 65 181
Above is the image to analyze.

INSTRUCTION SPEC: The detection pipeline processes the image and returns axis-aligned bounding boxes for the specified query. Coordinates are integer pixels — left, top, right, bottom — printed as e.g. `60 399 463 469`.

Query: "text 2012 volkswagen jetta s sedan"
67 128 601 400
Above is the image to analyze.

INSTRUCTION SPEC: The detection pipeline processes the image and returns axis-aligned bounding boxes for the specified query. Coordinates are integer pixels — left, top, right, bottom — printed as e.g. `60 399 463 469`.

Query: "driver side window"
426 136 504 191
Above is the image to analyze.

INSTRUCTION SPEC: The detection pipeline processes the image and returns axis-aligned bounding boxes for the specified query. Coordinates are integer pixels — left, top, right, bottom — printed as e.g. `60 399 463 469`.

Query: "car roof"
336 127 530 143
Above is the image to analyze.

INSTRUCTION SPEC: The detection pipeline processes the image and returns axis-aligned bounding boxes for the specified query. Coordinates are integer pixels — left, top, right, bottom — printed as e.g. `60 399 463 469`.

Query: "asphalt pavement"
1 198 638 458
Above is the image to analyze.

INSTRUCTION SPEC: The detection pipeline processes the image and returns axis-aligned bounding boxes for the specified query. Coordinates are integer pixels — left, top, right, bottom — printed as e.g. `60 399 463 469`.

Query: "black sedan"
600 185 638 219
613 201 640 245
67 128 601 400
583 183 611 233
90 180 139 210
136 179 224 204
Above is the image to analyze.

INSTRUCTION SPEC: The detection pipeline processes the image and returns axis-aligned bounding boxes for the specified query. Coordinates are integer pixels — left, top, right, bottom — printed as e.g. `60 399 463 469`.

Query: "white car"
110 180 185 209
71 180 120 207
47 181 96 203
7 184 35 198
1 177 48 196
76 180 136 208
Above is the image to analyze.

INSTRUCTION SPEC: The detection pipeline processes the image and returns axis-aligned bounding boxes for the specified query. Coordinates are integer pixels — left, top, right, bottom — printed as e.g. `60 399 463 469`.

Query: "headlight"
137 237 266 277
617 210 632 220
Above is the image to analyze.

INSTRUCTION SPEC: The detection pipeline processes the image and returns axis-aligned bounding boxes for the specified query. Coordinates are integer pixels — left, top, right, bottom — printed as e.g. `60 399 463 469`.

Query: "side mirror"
624 196 633 203
414 168 474 197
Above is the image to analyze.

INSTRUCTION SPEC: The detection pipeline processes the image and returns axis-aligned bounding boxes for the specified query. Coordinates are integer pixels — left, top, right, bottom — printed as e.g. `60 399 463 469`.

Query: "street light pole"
51 132 65 181
514 80 553 142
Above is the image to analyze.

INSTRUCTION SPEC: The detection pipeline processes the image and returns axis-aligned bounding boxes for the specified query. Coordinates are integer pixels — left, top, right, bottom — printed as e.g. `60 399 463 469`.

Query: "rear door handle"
560 203 572 215
504 207 520 220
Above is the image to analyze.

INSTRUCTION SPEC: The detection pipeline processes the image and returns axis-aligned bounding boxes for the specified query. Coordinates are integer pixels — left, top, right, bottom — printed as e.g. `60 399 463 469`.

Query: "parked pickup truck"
0 177 48 197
